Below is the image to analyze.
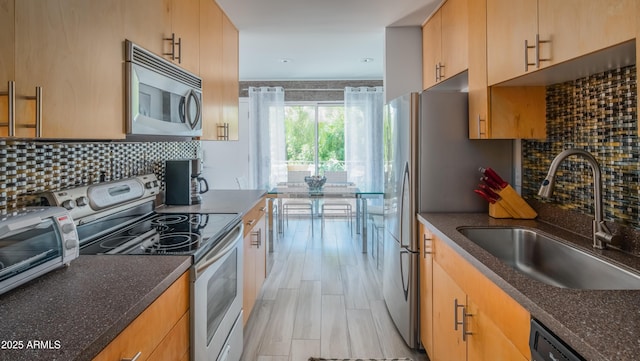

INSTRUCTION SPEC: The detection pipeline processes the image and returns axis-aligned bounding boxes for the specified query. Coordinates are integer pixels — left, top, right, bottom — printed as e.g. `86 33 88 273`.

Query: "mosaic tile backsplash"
522 65 638 228
0 140 200 213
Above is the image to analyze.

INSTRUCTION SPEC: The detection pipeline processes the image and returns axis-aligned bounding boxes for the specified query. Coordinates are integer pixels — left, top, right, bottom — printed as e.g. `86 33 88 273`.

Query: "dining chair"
321 171 353 236
282 170 314 233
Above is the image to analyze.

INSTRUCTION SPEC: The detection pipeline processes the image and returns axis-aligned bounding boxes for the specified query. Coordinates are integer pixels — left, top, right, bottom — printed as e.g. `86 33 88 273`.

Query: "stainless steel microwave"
125 40 203 137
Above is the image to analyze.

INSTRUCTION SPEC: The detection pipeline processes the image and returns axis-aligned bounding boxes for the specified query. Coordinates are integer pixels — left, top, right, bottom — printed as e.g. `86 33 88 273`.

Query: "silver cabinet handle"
477 114 487 139
23 86 43 137
164 33 179 61
438 62 445 81
524 39 536 71
0 81 15 136
535 33 551 68
176 36 182 64
454 298 472 341
251 228 262 248
122 351 142 361
423 233 432 258
246 219 256 227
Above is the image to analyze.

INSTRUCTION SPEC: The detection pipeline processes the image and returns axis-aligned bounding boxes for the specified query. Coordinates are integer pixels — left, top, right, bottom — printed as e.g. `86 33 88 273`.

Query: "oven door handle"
194 224 243 277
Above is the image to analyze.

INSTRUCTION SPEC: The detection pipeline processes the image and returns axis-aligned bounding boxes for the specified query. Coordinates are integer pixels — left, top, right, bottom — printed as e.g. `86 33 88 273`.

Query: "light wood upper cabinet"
469 0 546 139
124 0 171 58
170 0 200 74
221 13 239 141
15 0 125 139
486 0 537 85
200 0 239 141
0 0 14 138
421 0 468 90
537 0 635 69
422 11 441 90
418 223 434 356
487 0 636 85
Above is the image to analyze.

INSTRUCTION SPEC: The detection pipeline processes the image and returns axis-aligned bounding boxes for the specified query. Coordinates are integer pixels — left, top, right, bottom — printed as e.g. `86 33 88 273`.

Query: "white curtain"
344 86 384 192
248 87 286 189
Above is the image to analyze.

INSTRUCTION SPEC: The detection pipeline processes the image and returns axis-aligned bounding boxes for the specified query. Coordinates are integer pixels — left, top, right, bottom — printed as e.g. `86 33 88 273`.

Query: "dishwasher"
530 319 585 361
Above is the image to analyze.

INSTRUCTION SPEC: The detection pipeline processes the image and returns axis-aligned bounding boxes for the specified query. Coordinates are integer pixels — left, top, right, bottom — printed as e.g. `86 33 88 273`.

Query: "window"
284 102 345 175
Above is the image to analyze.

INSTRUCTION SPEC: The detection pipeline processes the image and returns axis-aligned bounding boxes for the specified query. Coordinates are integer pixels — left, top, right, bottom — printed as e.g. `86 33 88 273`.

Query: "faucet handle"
593 221 619 249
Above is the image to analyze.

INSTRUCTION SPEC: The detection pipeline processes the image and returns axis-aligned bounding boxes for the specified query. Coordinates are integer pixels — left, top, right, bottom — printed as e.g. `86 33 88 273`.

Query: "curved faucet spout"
537 148 616 249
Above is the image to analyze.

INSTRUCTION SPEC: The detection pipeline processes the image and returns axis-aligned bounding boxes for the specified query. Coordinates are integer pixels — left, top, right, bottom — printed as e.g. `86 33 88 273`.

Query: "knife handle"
481 176 502 191
474 189 496 204
485 167 508 188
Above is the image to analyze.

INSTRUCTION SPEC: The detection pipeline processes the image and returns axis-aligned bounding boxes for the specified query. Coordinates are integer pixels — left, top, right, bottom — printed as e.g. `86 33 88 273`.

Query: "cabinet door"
538 0 636 67
432 261 467 361
422 11 441 90
419 223 434 356
467 0 489 139
486 0 537 85
255 212 267 292
15 0 125 139
0 0 14 137
199 0 223 140
243 221 257 326
124 0 171 58
440 0 468 81
221 13 239 140
93 273 189 361
171 0 200 74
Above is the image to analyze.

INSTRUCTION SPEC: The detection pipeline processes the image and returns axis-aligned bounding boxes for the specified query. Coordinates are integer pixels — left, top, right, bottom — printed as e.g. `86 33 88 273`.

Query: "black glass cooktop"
78 206 240 260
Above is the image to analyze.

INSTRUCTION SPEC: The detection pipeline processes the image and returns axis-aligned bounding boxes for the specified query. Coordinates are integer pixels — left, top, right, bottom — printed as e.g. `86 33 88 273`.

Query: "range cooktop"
78 208 240 260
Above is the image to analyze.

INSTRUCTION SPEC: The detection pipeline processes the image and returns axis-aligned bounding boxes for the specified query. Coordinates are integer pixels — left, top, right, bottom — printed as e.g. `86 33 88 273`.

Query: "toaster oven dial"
76 196 88 207
61 223 76 234
65 238 79 250
62 199 76 210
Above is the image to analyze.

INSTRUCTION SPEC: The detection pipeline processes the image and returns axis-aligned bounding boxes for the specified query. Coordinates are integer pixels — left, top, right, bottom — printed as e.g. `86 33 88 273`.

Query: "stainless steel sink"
457 226 640 290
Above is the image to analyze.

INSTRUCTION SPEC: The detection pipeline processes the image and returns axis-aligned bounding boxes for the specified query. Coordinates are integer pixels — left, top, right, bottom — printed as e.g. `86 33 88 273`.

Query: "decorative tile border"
522 65 638 227
0 140 200 214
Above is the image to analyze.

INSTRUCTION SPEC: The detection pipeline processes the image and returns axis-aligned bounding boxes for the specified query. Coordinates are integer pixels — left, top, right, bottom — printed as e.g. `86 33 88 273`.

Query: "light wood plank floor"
241 216 428 361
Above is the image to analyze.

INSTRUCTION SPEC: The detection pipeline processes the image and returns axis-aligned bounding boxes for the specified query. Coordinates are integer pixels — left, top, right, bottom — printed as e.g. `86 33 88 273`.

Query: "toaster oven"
0 207 79 296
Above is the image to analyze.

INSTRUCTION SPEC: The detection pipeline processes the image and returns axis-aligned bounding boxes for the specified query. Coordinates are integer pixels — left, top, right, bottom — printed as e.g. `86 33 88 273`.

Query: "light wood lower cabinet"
243 197 267 325
418 223 434 355
421 222 531 361
93 272 190 361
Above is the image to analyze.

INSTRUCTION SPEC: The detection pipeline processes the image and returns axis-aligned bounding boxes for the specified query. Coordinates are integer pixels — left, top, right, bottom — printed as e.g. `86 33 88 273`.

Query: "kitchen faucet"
538 148 618 249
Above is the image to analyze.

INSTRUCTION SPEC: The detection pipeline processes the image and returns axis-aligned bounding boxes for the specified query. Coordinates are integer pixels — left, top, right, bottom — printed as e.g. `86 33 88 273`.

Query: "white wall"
201 98 250 189
384 26 423 103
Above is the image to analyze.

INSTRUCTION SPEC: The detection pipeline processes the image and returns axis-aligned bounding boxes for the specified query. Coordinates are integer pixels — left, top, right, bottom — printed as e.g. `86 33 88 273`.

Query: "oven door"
126 61 202 137
192 222 243 361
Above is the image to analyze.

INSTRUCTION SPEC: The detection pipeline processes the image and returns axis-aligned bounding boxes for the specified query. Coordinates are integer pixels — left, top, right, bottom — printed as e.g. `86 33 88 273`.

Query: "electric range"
40 173 241 262
40 173 246 361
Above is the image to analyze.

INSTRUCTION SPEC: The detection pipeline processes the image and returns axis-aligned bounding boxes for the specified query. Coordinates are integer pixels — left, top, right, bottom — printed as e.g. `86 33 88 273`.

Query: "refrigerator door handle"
399 161 410 249
399 247 410 301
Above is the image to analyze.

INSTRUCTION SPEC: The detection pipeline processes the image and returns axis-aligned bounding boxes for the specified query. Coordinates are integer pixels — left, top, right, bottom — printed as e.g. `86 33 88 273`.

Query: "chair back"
287 170 310 184
324 171 348 184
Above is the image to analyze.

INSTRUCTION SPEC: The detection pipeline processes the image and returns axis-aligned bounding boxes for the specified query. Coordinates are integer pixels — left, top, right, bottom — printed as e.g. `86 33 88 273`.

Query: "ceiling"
215 0 441 81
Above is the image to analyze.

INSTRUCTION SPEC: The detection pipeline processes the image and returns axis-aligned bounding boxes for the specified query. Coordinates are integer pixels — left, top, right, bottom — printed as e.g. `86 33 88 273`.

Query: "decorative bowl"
304 175 326 190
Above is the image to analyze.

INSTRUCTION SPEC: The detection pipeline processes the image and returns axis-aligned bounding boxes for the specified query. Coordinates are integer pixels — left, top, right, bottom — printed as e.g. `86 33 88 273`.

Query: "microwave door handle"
185 90 201 130
179 95 186 124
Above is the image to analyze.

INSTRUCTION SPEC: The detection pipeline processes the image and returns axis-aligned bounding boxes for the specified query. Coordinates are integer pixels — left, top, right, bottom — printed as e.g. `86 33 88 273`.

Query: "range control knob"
61 223 76 234
75 196 88 207
65 238 79 250
61 200 76 210
145 182 154 189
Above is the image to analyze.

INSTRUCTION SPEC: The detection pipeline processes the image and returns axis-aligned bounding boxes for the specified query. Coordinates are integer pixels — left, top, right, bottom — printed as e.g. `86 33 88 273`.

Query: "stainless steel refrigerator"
382 91 513 348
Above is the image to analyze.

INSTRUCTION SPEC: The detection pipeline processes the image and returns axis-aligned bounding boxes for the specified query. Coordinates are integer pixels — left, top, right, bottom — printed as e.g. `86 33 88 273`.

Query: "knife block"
489 185 537 219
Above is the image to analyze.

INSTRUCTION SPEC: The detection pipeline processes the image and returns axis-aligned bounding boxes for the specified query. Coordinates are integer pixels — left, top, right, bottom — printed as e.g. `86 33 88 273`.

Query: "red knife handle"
474 189 496 204
481 176 502 191
485 168 508 188
478 183 501 200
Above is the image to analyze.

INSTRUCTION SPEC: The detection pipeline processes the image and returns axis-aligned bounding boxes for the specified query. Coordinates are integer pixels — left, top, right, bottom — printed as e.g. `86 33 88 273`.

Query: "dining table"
266 183 383 253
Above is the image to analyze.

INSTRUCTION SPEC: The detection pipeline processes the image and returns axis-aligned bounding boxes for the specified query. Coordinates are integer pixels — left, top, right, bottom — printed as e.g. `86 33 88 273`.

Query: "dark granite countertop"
418 213 640 361
156 189 267 216
0 255 191 361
